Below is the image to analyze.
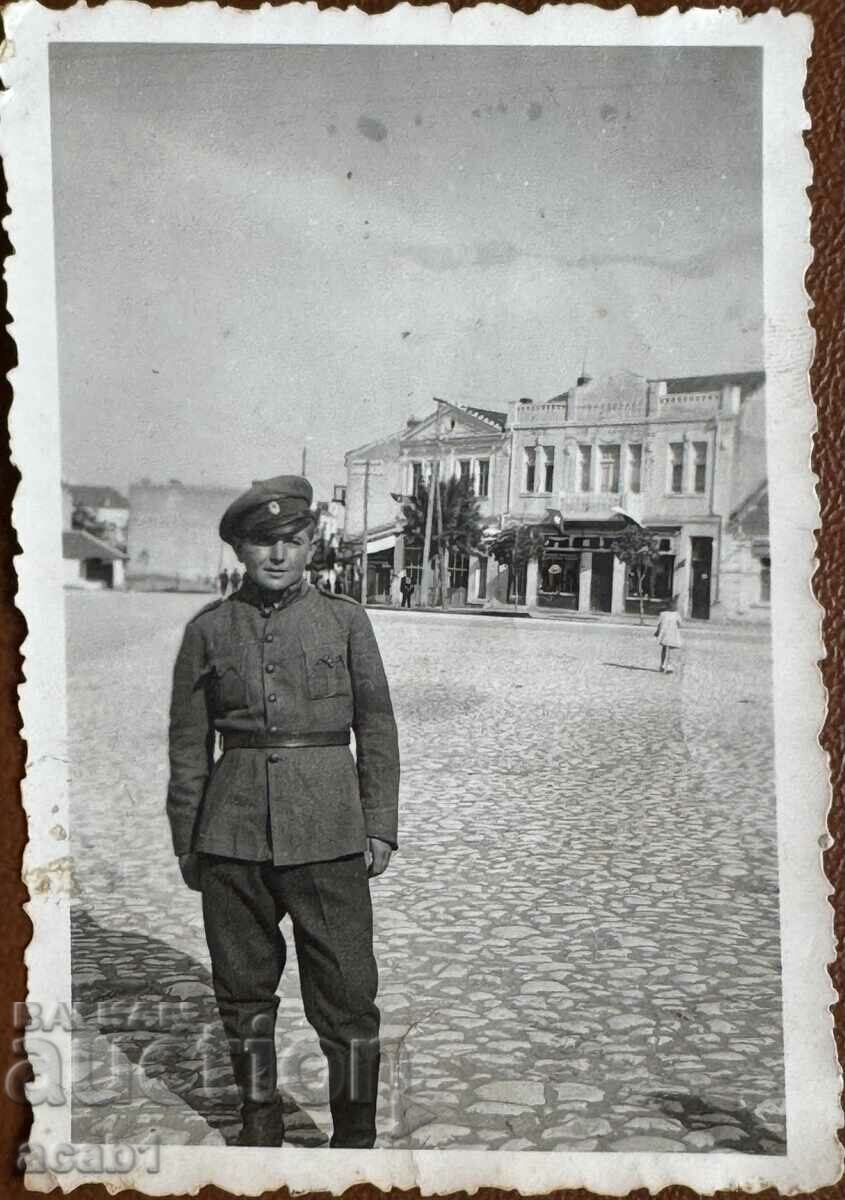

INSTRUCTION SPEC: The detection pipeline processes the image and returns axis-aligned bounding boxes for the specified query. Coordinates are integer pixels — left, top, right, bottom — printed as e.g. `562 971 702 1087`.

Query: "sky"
50 44 762 502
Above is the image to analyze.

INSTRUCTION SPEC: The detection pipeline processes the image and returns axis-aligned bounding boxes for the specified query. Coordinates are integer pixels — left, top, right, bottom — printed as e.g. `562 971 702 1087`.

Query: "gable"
400 402 504 447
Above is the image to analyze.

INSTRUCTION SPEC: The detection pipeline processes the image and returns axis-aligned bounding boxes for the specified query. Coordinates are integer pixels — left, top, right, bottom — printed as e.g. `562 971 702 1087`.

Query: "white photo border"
2 1 837 1193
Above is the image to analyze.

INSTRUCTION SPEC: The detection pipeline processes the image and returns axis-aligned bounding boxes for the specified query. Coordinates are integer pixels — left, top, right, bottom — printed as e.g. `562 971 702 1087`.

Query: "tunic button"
265 634 274 643
268 752 280 763
268 693 277 703
265 663 275 674
269 725 279 734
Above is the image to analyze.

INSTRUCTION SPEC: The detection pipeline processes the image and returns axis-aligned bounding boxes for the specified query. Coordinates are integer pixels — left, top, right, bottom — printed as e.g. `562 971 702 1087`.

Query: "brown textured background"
0 1 841 1198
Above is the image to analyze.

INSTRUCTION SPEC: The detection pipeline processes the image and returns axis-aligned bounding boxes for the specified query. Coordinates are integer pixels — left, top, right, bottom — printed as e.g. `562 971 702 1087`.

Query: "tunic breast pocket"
305 642 352 700
212 649 250 710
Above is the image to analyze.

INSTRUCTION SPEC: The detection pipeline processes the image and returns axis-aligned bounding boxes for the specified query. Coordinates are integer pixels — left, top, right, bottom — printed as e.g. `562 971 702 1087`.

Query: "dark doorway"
590 552 613 613
690 537 713 619
507 561 528 605
84 558 114 588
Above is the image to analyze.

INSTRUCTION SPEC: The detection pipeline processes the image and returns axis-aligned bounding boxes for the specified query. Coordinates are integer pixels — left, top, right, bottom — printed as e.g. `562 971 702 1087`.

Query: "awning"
364 534 396 555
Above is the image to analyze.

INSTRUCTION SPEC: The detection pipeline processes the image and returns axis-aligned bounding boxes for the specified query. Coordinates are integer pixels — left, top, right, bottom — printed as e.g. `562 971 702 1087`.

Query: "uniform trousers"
200 852 380 1148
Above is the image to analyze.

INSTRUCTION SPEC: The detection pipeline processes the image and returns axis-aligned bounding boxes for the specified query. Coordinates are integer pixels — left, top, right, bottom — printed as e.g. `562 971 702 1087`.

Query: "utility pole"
301 445 307 476
361 459 369 606
420 400 441 606
434 459 447 608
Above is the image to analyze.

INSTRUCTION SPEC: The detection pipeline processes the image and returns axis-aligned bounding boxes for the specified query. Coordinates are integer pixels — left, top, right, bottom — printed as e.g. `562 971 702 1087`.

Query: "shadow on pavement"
651 1090 786 1153
70 906 327 1147
602 662 663 674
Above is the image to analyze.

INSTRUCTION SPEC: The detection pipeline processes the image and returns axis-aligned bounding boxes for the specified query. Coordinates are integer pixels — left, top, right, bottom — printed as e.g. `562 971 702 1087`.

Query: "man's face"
236 526 315 592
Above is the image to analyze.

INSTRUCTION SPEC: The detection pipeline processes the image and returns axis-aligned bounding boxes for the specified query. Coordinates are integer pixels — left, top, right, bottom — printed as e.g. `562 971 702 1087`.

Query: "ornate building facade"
506 370 768 620
343 369 769 621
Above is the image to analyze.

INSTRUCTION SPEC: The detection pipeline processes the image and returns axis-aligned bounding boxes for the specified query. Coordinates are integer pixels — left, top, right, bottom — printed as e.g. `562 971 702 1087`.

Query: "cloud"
554 231 760 280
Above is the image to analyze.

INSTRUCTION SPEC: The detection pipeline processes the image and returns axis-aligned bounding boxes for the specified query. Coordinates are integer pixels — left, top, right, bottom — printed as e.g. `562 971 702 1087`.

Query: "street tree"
611 526 663 623
401 477 484 604
489 523 546 606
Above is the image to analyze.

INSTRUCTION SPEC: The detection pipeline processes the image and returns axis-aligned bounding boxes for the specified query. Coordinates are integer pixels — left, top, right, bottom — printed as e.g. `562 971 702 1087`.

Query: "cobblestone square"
66 592 784 1153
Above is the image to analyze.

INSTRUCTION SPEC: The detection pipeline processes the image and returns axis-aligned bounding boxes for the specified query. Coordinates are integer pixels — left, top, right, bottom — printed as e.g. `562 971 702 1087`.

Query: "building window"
543 447 555 493
477 459 490 498
411 461 424 494
578 444 592 492
760 556 771 603
627 444 642 494
540 553 579 595
524 447 537 493
627 555 675 600
332 484 347 505
669 443 684 494
599 445 620 492
458 459 471 485
693 442 708 493
449 552 470 592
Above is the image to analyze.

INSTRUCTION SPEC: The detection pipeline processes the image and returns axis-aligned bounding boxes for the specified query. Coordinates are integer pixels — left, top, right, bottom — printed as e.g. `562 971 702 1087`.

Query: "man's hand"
178 852 203 892
365 836 393 878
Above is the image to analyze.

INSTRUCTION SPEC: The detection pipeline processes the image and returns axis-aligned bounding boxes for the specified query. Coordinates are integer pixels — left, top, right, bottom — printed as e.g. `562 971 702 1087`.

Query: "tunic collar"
236 574 310 615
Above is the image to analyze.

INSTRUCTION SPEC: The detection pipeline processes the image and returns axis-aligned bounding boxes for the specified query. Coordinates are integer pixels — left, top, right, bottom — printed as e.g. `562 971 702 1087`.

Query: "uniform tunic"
167 578 400 866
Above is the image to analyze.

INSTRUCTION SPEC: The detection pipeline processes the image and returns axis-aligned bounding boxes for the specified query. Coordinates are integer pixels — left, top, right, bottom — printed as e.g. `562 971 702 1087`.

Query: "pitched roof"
461 405 508 430
68 484 130 510
62 530 128 562
656 370 765 394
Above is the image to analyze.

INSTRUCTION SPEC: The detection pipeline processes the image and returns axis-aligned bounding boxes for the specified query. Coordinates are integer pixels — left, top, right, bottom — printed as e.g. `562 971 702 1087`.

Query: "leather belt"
223 730 350 751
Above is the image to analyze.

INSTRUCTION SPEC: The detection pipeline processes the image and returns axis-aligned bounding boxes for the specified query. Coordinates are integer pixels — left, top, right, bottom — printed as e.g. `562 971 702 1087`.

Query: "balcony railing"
509 388 725 430
655 390 721 414
508 402 570 428
572 397 648 422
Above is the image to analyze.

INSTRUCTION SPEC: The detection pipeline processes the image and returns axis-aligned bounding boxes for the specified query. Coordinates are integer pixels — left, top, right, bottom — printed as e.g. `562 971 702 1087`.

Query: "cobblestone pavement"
65 593 785 1153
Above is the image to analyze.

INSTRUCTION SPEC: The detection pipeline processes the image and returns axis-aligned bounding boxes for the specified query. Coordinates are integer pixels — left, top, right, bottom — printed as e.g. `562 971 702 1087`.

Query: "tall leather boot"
325 1037 380 1149
230 1034 285 1147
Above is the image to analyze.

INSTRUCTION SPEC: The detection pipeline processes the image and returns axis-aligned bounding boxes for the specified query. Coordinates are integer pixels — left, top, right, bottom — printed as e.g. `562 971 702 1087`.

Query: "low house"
62 529 128 590
66 484 130 552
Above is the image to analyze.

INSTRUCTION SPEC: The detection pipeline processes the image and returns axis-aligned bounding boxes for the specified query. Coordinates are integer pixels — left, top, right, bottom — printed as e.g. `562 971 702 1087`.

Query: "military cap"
219 475 315 546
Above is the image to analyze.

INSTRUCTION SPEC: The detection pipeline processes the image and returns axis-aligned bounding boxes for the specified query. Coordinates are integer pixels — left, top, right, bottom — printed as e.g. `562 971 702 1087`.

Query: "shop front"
536 527 680 616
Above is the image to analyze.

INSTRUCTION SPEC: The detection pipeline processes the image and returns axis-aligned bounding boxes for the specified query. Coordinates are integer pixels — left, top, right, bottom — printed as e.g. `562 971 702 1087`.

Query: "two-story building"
344 400 509 604
505 369 768 620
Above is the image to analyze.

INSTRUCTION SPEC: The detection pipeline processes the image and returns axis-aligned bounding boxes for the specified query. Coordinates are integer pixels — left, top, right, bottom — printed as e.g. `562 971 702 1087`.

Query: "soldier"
166 475 400 1149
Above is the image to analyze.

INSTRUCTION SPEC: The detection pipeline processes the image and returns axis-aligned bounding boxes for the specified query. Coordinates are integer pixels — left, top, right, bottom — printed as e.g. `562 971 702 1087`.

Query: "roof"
67 484 130 510
62 530 128 562
655 371 765 394
461 405 507 431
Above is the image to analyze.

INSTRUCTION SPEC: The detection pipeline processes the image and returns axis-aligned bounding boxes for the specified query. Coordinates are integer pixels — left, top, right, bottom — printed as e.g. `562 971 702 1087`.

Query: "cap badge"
268 500 281 515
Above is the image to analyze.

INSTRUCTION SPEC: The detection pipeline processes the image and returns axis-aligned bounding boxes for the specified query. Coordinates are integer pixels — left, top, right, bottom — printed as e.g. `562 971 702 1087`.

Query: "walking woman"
655 603 682 673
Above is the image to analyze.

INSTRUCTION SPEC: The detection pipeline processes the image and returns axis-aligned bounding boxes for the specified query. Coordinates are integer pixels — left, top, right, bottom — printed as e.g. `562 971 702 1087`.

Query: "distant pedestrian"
229 567 242 592
218 568 230 596
399 571 415 609
655 604 682 673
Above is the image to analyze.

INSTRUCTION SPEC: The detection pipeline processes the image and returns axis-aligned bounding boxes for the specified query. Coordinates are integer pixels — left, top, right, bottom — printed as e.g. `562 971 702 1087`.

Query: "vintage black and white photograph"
3 3 835 1195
